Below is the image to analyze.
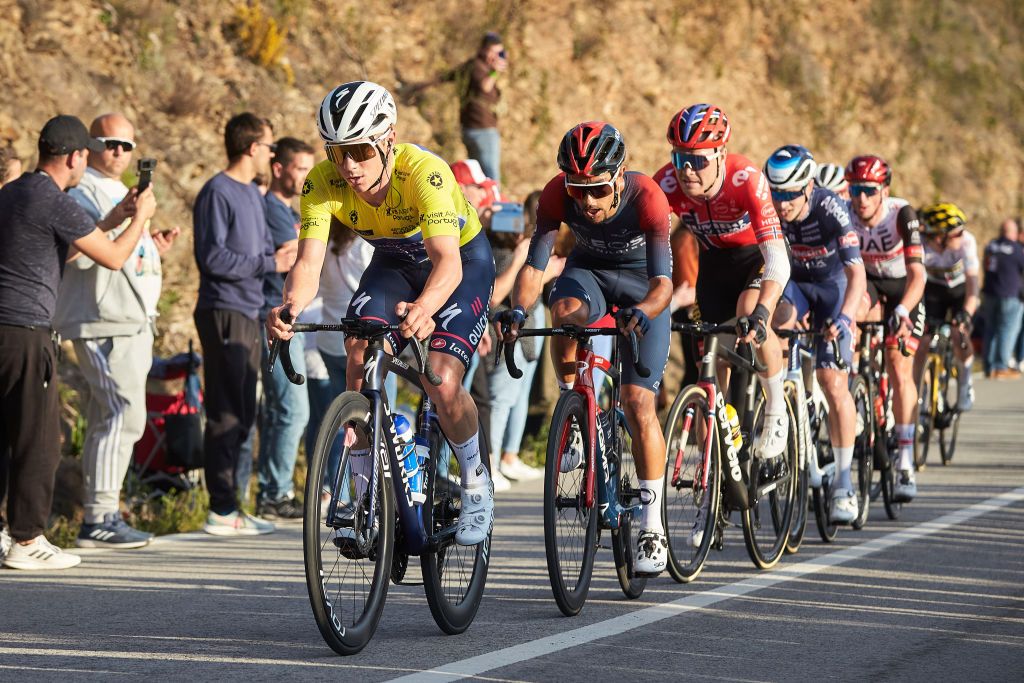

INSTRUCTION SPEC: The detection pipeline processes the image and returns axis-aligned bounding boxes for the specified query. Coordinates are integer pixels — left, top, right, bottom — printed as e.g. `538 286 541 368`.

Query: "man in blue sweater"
193 113 296 535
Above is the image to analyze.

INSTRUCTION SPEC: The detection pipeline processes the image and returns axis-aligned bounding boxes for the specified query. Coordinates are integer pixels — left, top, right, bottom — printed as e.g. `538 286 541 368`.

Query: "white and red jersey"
653 153 782 250
924 229 979 289
849 197 923 280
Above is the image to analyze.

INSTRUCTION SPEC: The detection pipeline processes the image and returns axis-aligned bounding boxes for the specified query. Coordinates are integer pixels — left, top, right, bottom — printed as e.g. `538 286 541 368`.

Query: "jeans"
257 328 310 502
487 341 539 465
981 295 1024 372
461 127 501 182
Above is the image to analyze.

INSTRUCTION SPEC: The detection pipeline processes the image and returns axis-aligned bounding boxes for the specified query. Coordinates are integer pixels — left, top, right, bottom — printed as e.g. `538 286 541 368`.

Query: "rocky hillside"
2 0 1023 353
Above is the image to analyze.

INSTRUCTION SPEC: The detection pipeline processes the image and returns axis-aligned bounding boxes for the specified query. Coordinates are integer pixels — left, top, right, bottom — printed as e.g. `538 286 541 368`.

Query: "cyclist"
917 202 979 410
266 81 496 546
494 121 673 575
763 145 866 523
815 163 850 201
846 155 925 502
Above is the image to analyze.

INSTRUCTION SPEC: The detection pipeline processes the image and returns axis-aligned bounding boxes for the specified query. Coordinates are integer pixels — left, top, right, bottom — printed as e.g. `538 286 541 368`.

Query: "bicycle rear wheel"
811 397 838 542
849 375 874 530
544 390 599 616
421 417 492 635
611 420 647 599
662 384 721 583
938 363 961 465
742 393 799 570
785 383 810 554
303 392 395 656
914 361 934 470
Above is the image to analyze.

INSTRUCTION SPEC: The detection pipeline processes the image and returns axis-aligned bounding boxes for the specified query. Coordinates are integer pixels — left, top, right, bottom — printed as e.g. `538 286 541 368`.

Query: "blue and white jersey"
782 187 861 283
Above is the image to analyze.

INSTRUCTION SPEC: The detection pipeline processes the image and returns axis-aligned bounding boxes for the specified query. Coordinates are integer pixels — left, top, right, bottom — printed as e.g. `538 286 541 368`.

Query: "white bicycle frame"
787 341 833 490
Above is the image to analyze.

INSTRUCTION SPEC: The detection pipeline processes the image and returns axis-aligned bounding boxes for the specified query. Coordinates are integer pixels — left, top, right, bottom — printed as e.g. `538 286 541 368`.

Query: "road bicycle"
915 317 967 468
497 323 647 616
662 321 799 582
268 316 491 655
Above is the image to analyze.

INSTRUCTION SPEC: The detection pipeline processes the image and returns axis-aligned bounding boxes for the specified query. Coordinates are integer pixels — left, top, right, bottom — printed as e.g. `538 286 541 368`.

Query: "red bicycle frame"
554 344 612 510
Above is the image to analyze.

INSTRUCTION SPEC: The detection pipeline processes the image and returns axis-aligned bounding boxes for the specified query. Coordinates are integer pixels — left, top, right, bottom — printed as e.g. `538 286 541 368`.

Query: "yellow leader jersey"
299 143 483 264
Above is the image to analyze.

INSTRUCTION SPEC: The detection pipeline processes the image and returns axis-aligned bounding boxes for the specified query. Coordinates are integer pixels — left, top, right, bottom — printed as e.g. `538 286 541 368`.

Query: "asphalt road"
2 377 1022 682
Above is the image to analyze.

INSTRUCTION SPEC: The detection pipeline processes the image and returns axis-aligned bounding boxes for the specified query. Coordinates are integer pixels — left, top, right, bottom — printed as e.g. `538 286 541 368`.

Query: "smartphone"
490 202 524 233
137 158 157 193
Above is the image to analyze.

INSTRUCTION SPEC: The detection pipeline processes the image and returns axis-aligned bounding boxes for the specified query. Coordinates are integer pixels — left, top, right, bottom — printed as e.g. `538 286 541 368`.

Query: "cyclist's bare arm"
398 233 462 340
270 237 327 341
899 261 926 312
841 261 867 322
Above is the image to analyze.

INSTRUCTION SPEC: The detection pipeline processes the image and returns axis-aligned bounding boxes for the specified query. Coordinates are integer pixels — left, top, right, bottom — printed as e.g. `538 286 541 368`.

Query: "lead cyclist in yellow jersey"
266 81 496 546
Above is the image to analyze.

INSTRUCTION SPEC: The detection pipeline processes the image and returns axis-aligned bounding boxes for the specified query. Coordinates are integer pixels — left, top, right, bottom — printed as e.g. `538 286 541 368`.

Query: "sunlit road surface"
2 377 1022 682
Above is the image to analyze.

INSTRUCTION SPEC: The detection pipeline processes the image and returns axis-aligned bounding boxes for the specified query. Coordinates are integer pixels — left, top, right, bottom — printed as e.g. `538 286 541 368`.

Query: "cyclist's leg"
548 265 605 387
946 285 975 408
737 267 787 458
879 279 925 489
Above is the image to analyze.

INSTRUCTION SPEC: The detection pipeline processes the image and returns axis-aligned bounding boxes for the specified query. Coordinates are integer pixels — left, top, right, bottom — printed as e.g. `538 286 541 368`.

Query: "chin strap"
366 139 393 192
702 155 723 195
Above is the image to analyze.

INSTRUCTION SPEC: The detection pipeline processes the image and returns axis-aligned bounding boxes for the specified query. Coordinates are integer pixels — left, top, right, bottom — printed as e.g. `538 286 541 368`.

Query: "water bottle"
394 415 426 504
725 404 743 450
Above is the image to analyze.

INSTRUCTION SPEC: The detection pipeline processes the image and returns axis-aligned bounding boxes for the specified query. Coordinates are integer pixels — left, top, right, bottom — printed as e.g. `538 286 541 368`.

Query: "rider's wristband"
894 304 910 321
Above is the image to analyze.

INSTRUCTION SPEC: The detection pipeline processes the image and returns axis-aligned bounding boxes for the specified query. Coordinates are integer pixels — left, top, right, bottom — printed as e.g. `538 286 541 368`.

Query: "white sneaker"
757 413 788 459
690 494 710 548
3 535 82 570
958 382 974 412
455 479 494 546
635 530 668 575
203 510 275 536
560 427 585 473
0 528 11 562
492 469 512 492
894 470 917 502
829 487 859 524
500 458 543 481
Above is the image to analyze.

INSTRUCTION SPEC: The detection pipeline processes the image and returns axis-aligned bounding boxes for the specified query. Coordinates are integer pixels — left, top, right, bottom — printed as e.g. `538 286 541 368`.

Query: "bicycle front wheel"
914 361 934 470
544 390 599 616
304 392 395 656
421 416 492 635
611 421 647 599
785 383 810 554
938 362 961 465
849 375 874 530
662 384 721 583
810 394 838 543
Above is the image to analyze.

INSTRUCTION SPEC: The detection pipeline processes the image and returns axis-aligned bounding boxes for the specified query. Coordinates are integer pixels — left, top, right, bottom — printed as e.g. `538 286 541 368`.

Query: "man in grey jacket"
54 113 180 548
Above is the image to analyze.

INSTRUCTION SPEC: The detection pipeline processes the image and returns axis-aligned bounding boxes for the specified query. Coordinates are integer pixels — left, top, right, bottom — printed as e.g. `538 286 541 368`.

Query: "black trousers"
0 325 61 541
194 309 260 515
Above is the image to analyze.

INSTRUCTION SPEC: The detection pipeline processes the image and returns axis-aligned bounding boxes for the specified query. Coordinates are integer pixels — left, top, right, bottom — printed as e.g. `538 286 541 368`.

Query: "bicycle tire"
850 375 874 530
662 384 721 583
421 416 492 635
913 360 934 470
811 394 838 542
611 420 647 599
938 362 961 465
544 390 599 616
303 392 395 656
784 382 810 554
742 392 799 570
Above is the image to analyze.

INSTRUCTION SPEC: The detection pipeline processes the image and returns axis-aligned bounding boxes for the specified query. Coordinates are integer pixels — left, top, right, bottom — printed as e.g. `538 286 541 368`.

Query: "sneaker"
455 479 494 546
500 458 543 481
757 413 788 459
3 535 82 570
256 496 304 520
560 427 585 473
491 469 513 492
894 470 917 503
203 510 275 536
829 487 859 524
690 494 710 548
76 512 153 549
0 528 11 562
635 530 668 575
958 382 974 412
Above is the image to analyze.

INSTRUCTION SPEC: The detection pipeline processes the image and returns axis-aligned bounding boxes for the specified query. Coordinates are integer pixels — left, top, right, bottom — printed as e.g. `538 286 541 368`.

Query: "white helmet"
763 144 817 190
816 163 848 192
317 81 397 144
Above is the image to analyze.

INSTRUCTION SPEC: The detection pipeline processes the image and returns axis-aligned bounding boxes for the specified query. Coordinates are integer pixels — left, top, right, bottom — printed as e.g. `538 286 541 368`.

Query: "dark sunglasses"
256 141 278 153
770 186 807 202
96 137 135 152
945 229 965 239
325 141 378 164
564 175 616 200
850 184 881 198
671 150 720 172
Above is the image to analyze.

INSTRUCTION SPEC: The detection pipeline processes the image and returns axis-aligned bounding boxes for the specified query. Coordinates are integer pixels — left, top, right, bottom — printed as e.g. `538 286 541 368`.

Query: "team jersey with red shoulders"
653 153 782 250
526 171 672 280
848 197 923 280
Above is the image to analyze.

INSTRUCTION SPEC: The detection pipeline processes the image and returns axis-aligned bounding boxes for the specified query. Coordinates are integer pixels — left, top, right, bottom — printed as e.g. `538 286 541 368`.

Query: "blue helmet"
763 145 817 190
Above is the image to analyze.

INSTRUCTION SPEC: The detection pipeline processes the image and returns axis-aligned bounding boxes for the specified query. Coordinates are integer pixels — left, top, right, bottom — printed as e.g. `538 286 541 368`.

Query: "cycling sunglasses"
325 141 379 164
770 186 808 202
96 137 135 152
565 173 617 200
849 184 881 198
671 150 719 172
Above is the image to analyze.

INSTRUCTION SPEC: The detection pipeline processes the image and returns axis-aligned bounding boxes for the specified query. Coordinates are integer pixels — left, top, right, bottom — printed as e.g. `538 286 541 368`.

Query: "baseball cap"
38 115 105 155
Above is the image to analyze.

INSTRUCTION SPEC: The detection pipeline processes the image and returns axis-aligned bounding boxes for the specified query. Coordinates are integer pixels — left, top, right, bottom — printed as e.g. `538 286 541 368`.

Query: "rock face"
2 0 1023 356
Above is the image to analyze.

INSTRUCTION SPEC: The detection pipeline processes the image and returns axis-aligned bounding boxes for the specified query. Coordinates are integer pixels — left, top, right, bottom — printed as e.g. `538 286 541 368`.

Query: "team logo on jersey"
301 179 313 196
761 203 776 218
330 178 345 188
438 303 462 330
349 210 358 225
351 292 372 316
839 233 859 248
428 171 443 188
430 338 446 350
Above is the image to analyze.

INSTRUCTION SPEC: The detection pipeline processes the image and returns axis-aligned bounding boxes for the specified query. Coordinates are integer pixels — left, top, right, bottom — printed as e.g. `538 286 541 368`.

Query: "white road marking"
389 487 1024 682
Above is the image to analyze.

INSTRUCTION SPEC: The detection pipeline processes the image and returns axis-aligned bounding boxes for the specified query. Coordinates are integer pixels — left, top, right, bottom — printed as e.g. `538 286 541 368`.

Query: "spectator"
980 218 1024 378
451 32 507 182
193 113 295 536
0 115 154 569
52 112 180 549
0 144 22 186
255 137 315 520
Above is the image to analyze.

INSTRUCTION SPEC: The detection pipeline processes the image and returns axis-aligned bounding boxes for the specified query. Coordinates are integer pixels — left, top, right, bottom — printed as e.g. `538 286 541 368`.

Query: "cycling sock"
452 432 488 488
758 369 786 416
639 477 665 533
557 378 572 391
834 446 854 490
350 448 372 501
896 424 914 470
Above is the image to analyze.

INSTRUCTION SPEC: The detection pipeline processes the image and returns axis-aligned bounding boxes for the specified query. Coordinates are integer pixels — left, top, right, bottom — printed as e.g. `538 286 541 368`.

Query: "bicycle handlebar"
856 320 911 357
671 321 768 373
773 320 847 370
495 324 650 380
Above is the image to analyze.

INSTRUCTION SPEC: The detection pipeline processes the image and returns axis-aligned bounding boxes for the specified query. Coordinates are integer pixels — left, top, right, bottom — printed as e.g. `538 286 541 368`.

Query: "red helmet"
667 104 731 150
845 155 892 186
557 121 626 176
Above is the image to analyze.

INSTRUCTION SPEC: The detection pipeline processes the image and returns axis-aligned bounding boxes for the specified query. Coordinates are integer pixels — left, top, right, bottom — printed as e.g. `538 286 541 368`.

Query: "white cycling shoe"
635 529 668 575
757 413 789 459
829 487 859 524
690 494 711 548
455 478 494 546
894 470 917 503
